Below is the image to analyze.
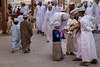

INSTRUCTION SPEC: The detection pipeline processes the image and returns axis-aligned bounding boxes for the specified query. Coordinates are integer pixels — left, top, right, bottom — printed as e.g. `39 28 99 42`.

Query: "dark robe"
20 20 33 51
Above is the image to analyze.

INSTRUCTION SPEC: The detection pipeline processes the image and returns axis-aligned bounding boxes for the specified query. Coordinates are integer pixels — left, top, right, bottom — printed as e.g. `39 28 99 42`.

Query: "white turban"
21 2 25 5
53 21 61 27
88 2 92 7
23 13 28 17
78 7 85 12
14 18 19 22
64 26 67 29
70 8 79 14
63 13 70 20
48 4 52 8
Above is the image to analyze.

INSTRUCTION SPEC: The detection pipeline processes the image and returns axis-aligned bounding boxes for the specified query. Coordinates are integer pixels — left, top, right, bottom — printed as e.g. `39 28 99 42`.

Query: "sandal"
66 52 70 55
47 41 49 42
90 59 98 64
28 48 30 52
24 50 29 53
80 62 89 66
11 50 15 53
70 52 75 55
72 58 82 61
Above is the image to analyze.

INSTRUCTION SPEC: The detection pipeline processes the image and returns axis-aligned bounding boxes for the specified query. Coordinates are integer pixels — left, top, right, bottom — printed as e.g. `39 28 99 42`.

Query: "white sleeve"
49 14 57 26
81 20 92 32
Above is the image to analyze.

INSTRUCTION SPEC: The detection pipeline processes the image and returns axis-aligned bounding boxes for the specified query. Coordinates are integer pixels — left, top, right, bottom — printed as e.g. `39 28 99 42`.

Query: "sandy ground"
0 29 100 67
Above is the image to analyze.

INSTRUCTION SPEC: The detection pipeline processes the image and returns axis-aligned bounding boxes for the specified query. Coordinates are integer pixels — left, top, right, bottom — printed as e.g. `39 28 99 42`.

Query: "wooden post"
58 0 60 4
1 0 7 34
31 0 34 16
58 0 62 5
63 0 65 10
75 0 78 7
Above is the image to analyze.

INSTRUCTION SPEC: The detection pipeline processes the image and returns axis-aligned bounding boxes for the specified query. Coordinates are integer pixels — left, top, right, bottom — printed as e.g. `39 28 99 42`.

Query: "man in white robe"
42 4 53 42
86 2 93 16
36 2 45 34
80 14 98 66
52 2 60 14
17 10 24 29
50 12 70 31
92 0 100 32
20 2 30 14
71 7 98 66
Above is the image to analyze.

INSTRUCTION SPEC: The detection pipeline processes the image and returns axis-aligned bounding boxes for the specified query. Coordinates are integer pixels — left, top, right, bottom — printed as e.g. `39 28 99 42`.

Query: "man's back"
20 20 33 37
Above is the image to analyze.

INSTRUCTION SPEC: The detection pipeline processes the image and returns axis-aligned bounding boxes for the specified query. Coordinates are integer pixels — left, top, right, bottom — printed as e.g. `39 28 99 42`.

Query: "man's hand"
70 23 75 27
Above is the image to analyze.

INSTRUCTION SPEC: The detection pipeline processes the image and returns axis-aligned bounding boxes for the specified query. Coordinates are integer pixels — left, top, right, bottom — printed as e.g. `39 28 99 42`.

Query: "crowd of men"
34 0 100 66
1 0 100 66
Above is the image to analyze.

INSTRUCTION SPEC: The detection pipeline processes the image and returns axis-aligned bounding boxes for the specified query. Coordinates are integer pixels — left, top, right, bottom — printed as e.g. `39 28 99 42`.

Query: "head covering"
14 18 19 22
21 2 25 5
83 1 87 5
70 8 79 14
78 7 85 12
53 21 61 27
48 4 52 8
63 13 70 20
23 13 28 18
88 2 92 7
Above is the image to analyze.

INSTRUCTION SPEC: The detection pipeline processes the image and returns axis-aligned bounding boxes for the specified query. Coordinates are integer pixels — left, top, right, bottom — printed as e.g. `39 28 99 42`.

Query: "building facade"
22 0 31 4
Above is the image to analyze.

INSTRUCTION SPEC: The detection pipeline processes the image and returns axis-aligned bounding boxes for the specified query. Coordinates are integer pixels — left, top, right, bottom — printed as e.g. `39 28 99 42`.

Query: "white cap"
14 18 19 22
63 13 70 20
53 21 61 27
83 1 87 5
21 2 25 5
78 7 85 12
70 8 79 14
88 2 92 7
64 26 67 29
23 13 28 17
48 4 52 8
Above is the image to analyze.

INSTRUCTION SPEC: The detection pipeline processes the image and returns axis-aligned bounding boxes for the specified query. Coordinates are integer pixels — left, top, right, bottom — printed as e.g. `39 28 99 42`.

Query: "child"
20 13 33 53
52 21 64 61
11 18 21 53
66 11 78 55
